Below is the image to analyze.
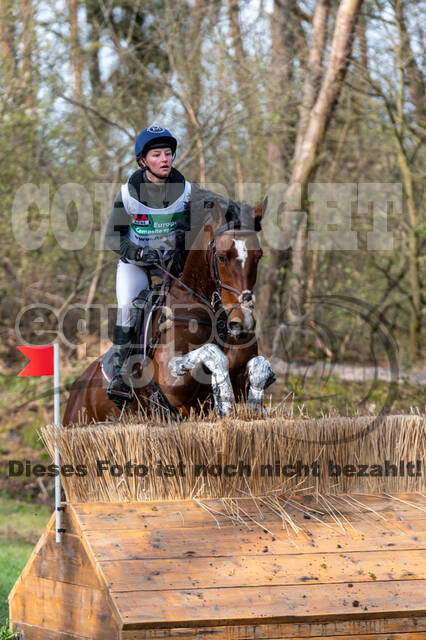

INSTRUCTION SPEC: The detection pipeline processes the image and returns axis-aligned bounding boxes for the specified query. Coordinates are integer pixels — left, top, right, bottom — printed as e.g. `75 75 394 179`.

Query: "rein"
151 226 259 340
153 261 226 341
154 261 214 311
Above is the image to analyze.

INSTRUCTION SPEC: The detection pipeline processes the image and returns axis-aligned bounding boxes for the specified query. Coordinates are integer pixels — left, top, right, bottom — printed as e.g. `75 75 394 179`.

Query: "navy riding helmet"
134 126 177 160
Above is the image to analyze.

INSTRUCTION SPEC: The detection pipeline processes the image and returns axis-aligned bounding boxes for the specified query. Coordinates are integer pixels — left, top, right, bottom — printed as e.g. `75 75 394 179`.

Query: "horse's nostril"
229 321 247 337
228 322 250 340
242 292 252 302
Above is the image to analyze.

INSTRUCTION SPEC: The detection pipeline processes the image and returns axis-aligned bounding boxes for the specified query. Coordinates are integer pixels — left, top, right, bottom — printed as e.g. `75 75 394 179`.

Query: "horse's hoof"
265 371 276 388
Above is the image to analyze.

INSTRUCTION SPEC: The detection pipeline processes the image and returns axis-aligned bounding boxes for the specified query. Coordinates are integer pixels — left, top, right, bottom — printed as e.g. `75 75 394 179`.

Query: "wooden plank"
269 635 426 640
85 518 426 561
11 621 93 640
113 579 426 628
9 575 118 640
72 494 426 532
9 508 85 615
124 632 426 640
28 531 104 589
8 512 54 605
120 616 426 639
48 503 81 536
101 548 425 592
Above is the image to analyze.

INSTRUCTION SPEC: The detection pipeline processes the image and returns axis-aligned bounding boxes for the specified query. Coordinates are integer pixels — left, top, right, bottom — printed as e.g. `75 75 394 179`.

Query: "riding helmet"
134 126 177 159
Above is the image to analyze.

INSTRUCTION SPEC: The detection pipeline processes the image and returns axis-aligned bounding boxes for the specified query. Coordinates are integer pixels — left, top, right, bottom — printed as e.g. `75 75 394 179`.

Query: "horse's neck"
164 218 214 301
175 245 214 301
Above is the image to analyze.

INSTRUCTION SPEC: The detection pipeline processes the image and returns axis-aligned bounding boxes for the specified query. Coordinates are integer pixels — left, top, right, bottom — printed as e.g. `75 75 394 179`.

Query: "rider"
104 125 241 406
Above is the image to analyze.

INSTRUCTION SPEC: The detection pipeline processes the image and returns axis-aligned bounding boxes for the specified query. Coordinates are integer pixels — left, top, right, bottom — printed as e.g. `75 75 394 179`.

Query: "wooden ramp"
9 493 426 639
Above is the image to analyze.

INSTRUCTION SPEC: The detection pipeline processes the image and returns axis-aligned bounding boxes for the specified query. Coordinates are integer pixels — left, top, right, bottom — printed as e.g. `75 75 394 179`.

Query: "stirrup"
106 375 134 408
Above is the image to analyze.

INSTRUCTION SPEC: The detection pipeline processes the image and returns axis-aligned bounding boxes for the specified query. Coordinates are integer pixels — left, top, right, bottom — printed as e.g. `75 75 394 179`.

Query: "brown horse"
63 200 274 425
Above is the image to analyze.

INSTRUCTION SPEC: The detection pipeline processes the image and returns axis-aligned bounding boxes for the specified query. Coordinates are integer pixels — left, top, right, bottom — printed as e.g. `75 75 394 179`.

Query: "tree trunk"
268 0 302 182
227 0 261 159
187 0 207 182
258 0 304 339
397 144 423 361
286 0 363 319
0 0 16 82
394 0 423 361
294 0 329 163
20 0 36 108
67 0 83 99
86 1 102 98
394 0 425 133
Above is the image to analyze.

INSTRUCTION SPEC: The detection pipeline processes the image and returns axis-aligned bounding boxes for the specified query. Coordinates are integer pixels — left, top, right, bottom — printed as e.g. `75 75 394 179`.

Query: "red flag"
17 345 54 376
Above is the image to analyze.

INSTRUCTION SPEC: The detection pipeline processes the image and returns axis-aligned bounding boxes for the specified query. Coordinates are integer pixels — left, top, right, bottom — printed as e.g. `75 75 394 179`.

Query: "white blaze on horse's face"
233 239 248 269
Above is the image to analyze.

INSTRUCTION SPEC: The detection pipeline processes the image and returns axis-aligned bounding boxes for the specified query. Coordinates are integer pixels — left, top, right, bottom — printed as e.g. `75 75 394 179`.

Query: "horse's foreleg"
169 344 233 416
246 356 276 411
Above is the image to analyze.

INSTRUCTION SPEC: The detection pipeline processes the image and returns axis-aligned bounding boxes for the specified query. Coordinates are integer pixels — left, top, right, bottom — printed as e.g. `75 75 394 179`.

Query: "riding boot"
106 325 136 408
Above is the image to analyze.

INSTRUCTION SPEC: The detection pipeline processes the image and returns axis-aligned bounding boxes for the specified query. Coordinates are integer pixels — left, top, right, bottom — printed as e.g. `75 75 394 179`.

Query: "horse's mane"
193 188 261 235
176 189 261 260
222 199 261 233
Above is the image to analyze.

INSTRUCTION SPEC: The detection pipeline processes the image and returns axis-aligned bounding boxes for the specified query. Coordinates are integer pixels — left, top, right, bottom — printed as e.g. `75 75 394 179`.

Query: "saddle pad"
101 345 115 382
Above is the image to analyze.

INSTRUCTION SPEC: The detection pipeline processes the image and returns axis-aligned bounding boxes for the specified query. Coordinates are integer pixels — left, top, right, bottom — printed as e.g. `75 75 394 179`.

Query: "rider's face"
142 147 173 181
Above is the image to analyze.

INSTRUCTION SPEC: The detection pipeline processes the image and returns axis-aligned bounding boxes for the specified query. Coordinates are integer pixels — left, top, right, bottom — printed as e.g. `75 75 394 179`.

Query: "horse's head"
206 199 265 340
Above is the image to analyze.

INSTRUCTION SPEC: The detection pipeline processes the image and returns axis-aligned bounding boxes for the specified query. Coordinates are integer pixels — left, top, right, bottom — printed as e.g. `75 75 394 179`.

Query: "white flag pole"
53 343 62 542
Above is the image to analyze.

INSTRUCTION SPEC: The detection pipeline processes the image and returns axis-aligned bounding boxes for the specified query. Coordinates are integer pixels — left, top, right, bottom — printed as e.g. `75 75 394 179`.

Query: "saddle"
102 282 177 415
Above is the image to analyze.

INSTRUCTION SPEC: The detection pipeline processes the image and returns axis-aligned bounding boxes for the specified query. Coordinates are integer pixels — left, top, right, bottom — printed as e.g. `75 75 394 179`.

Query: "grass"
0 497 51 630
0 541 33 636
0 498 51 543
271 375 424 417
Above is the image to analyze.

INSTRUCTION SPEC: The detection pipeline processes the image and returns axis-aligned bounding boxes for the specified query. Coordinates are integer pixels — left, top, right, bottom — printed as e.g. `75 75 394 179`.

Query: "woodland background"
0 0 424 373
0 2 424 626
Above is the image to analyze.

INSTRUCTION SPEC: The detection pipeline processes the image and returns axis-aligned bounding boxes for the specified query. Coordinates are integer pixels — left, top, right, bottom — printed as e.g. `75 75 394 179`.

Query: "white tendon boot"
169 344 234 416
247 356 276 411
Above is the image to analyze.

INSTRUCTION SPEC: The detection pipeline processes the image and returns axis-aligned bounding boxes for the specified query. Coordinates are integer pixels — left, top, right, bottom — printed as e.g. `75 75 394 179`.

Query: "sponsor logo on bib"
133 213 150 227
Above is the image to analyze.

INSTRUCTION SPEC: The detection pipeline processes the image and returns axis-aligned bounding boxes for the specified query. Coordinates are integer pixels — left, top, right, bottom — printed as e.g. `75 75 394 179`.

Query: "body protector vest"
121 180 192 257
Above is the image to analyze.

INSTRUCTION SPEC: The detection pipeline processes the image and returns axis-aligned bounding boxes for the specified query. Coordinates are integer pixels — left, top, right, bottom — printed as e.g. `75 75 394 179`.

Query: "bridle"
206 227 261 314
154 225 262 340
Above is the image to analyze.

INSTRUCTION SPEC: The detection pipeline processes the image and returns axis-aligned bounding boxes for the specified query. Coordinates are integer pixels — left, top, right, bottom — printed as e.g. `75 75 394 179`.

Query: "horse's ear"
199 199 221 239
204 221 214 238
201 201 221 240
252 196 267 230
210 200 224 225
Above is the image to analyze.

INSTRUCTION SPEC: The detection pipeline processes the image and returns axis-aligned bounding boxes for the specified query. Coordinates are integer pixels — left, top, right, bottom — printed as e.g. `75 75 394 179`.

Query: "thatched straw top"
42 414 425 503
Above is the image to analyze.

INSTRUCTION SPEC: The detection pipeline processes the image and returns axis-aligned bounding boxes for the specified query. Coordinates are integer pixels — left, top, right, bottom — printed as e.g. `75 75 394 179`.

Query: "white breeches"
116 260 150 327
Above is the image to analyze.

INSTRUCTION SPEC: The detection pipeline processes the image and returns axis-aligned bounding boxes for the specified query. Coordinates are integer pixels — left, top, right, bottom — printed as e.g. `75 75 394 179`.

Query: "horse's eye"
218 255 227 264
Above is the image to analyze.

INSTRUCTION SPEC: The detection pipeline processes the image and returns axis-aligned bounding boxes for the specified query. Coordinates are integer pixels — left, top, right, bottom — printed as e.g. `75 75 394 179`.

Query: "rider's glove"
135 247 161 266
